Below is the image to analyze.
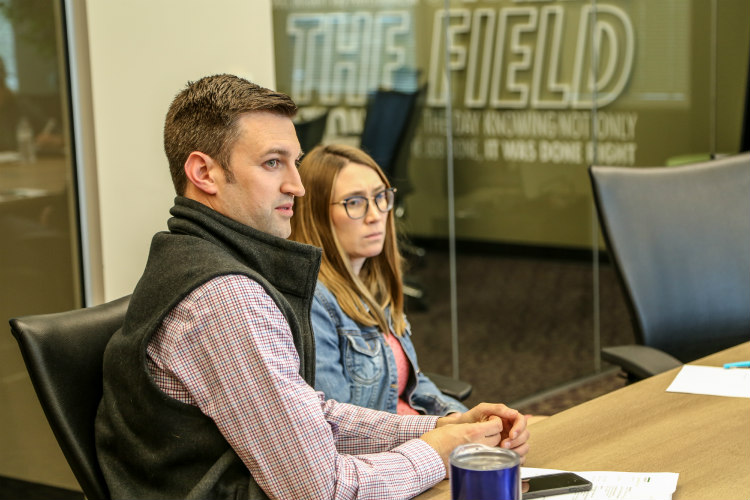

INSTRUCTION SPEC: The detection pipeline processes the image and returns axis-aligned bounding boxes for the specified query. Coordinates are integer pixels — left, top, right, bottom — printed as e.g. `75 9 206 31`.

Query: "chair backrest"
8 295 131 500
294 109 329 154
590 153 750 362
359 86 426 196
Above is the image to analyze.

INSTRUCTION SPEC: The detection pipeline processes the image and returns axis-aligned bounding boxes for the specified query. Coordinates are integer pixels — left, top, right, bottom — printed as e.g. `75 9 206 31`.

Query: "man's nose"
283 165 305 197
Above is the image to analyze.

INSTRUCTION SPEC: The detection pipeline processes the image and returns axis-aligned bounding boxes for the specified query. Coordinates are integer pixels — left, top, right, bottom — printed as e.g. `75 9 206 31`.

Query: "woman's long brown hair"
290 144 406 335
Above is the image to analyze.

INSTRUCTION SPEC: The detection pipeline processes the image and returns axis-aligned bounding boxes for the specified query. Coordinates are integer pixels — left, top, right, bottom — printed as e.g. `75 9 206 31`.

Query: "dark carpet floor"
404 243 635 412
513 369 627 416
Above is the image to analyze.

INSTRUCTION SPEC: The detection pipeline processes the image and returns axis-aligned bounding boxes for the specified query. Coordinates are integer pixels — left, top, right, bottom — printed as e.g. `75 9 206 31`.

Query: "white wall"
84 0 277 301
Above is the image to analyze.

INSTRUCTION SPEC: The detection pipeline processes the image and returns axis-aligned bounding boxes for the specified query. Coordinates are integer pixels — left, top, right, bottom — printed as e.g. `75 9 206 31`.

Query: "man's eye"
265 159 279 168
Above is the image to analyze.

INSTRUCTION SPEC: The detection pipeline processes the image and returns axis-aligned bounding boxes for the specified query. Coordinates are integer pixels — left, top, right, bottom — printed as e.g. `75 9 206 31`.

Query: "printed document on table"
521 467 679 500
666 365 750 398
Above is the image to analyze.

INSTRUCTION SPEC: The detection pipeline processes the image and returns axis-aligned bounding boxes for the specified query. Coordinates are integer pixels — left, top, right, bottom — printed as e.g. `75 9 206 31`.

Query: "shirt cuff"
393 437 446 492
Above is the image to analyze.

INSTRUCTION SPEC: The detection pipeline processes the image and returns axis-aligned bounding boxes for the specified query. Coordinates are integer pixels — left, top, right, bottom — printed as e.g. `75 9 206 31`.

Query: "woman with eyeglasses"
290 144 468 416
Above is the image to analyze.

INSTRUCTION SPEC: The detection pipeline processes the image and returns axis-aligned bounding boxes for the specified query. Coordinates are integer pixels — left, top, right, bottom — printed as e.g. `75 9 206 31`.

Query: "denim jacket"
311 281 468 416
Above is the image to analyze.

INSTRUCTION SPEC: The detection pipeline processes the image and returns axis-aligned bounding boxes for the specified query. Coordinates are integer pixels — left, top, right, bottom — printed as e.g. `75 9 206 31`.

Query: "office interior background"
0 0 748 494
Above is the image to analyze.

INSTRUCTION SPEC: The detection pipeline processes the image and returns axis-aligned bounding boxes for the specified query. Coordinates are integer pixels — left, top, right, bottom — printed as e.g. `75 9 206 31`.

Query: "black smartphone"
522 472 593 499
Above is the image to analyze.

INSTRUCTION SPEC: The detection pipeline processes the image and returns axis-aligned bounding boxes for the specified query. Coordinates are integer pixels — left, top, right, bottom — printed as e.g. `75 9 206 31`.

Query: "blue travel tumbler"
450 443 521 500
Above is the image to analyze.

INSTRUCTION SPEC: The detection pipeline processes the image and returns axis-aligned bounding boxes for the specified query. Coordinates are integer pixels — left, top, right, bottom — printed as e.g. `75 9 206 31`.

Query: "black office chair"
9 295 131 500
360 86 430 309
425 372 472 401
294 109 329 155
589 153 750 382
360 85 425 203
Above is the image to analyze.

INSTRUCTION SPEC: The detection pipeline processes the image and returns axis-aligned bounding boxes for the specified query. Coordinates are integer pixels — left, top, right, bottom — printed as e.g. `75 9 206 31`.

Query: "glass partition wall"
0 0 83 488
272 0 750 406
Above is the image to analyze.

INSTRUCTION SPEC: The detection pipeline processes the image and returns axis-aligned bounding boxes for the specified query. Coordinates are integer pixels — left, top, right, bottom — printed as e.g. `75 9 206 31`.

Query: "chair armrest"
424 371 473 401
601 345 682 382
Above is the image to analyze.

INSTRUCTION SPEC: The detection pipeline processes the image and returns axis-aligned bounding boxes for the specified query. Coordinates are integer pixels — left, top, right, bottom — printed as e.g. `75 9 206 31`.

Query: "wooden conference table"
415 342 750 500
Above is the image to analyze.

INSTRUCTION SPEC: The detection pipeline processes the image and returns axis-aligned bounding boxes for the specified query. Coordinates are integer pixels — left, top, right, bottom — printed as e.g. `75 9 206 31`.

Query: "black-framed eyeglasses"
331 187 397 220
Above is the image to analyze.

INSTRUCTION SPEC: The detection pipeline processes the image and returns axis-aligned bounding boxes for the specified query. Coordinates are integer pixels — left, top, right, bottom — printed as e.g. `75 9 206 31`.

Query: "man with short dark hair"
95 74 529 500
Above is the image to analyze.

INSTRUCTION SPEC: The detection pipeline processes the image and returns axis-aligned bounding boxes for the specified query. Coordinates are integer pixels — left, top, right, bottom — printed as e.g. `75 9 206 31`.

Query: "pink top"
385 332 420 415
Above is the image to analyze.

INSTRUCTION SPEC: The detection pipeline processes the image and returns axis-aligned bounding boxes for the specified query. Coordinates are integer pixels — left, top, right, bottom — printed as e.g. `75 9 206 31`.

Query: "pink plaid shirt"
146 274 444 500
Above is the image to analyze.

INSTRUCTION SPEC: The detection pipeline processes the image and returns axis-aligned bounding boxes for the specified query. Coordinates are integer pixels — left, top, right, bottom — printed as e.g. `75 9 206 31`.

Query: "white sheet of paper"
521 467 679 500
665 365 750 398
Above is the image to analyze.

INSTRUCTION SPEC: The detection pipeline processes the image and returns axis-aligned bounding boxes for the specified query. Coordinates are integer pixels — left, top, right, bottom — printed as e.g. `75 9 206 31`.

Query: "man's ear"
184 151 219 195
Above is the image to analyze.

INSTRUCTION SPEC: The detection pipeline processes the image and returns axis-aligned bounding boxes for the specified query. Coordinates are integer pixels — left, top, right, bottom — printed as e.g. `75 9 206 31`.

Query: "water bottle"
16 116 36 164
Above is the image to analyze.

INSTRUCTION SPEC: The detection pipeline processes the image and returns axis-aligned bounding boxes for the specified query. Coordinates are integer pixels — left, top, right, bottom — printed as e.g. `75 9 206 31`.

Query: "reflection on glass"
0 0 79 320
0 0 81 487
270 0 749 405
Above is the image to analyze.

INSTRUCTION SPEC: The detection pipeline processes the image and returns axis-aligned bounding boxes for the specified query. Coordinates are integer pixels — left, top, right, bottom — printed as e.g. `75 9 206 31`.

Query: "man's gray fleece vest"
95 197 321 499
